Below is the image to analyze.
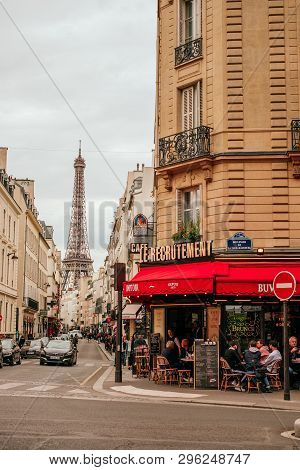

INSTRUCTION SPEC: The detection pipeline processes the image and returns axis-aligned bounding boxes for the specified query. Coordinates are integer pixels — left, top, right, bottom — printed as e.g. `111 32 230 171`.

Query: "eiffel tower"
62 142 93 291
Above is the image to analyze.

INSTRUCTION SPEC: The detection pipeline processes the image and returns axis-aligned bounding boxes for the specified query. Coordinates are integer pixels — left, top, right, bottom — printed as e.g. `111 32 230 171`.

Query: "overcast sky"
0 0 156 269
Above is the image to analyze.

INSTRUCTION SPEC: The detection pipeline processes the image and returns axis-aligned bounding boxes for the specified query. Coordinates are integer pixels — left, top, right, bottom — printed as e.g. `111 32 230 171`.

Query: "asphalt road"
0 341 299 450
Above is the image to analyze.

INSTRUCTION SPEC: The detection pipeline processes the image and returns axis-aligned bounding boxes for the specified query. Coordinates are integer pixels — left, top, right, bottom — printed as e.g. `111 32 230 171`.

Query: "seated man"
289 336 300 389
161 341 181 369
224 340 244 372
180 339 192 359
263 340 282 372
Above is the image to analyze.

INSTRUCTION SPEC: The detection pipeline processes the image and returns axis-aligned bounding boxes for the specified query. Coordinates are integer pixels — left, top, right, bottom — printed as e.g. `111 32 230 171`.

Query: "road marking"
0 383 25 390
80 366 102 386
111 385 208 399
84 363 95 367
27 385 59 392
68 389 90 394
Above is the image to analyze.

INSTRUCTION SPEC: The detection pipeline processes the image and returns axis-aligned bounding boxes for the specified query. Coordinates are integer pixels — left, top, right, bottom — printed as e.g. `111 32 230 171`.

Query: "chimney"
137 163 140 171
0 147 8 171
142 163 145 170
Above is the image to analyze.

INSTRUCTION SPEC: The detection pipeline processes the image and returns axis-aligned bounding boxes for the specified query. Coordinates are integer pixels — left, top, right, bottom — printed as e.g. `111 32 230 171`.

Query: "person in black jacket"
244 340 271 393
244 340 261 371
224 340 244 372
162 341 181 369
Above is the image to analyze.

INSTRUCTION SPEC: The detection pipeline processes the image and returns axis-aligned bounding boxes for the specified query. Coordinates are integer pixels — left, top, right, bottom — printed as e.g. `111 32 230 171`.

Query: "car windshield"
46 340 71 350
2 339 13 348
30 340 41 347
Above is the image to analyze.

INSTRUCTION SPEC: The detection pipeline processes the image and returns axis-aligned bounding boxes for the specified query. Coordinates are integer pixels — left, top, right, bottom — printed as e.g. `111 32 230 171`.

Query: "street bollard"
294 419 300 438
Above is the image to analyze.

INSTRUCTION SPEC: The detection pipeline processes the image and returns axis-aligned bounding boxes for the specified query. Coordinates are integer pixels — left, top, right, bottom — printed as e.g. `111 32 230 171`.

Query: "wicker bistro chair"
155 356 178 385
134 346 150 378
220 357 243 391
266 360 282 391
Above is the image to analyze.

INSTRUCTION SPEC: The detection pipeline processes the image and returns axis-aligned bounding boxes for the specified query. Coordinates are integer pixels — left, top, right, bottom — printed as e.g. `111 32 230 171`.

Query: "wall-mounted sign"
140 240 213 263
133 214 148 237
129 243 148 254
227 232 252 252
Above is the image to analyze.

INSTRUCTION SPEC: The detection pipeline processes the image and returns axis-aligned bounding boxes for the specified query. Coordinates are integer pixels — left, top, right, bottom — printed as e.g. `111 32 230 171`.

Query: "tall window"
182 82 202 130
1 248 4 282
176 187 201 228
179 0 201 45
3 209 6 234
8 215 11 239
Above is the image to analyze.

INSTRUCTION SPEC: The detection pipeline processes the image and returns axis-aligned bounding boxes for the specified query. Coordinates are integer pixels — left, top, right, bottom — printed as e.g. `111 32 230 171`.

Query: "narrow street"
0 341 299 450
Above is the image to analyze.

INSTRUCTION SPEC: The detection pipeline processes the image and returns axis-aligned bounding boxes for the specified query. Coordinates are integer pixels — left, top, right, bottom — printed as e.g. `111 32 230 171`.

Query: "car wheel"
10 356 14 366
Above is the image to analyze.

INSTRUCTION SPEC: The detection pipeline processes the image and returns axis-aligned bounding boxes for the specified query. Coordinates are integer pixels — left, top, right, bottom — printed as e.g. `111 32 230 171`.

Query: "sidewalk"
96 343 300 411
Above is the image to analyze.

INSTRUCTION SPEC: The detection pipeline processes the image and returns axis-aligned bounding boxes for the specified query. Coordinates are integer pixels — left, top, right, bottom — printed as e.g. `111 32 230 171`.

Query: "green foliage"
171 221 201 242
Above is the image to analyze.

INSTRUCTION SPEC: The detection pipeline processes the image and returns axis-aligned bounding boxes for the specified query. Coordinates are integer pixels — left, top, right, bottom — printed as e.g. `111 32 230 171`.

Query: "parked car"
1 338 21 366
40 339 77 366
21 339 43 358
0 339 3 368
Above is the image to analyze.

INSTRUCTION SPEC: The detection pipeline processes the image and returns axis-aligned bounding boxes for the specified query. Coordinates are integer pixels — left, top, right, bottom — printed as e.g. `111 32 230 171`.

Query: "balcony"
291 120 300 150
175 38 202 67
158 125 211 167
25 297 39 311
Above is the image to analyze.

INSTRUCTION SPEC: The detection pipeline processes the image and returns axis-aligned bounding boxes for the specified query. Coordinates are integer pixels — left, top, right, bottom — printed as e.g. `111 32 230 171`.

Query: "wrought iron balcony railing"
291 120 300 150
175 37 202 66
158 125 211 167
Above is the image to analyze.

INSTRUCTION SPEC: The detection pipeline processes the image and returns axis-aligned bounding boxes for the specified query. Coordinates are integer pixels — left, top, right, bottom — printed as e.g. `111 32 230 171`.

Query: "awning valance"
123 260 300 299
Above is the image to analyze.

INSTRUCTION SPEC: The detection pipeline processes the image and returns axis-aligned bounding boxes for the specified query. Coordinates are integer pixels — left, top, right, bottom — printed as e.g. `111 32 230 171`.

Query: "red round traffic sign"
273 271 296 301
0 314 2 321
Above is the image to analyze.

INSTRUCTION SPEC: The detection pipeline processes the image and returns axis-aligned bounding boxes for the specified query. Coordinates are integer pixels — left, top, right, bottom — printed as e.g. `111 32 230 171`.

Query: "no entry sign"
0 314 2 321
273 271 296 301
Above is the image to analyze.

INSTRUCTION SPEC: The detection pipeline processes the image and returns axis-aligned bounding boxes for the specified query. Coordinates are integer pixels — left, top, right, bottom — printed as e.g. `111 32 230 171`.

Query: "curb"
96 342 114 362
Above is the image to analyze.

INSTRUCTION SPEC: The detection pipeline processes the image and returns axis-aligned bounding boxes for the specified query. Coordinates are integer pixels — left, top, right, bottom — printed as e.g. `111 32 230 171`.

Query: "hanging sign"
133 214 148 237
227 232 252 252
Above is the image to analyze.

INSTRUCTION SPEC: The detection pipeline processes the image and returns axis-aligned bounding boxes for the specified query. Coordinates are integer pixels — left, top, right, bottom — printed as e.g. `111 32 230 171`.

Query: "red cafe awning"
123 261 226 297
216 262 300 297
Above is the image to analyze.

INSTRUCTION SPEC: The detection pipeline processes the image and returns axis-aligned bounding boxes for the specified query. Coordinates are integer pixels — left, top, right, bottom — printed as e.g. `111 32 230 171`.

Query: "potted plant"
171 221 201 243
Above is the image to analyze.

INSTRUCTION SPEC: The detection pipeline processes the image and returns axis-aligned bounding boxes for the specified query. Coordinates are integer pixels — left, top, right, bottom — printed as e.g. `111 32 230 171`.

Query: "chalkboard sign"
150 333 161 355
194 340 219 389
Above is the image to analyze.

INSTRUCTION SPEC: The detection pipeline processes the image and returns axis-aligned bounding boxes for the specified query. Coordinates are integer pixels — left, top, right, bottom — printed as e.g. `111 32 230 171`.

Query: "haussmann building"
123 0 300 354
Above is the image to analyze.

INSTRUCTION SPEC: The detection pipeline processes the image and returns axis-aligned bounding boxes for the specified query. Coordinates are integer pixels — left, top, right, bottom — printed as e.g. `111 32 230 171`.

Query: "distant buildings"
0 147 61 339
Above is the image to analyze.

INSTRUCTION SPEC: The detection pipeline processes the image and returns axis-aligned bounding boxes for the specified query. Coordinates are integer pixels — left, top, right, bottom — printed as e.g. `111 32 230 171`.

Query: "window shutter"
178 0 185 45
194 0 201 38
195 187 201 235
194 81 202 127
176 189 183 229
182 86 194 131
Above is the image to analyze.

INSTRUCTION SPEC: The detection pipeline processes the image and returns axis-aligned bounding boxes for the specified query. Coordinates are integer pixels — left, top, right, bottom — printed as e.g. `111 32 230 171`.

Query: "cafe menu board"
150 333 161 355
194 340 219 389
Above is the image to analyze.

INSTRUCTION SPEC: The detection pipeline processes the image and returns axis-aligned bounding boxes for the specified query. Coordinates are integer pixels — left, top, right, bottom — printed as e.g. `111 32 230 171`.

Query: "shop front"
123 257 300 357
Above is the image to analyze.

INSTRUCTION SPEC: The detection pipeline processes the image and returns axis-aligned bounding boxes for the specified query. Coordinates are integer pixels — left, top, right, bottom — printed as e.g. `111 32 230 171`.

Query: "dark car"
0 340 3 368
21 339 43 358
2 338 21 366
40 339 77 366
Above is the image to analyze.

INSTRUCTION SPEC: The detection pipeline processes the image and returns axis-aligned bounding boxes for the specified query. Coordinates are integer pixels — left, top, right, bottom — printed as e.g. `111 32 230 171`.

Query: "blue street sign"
227 232 253 251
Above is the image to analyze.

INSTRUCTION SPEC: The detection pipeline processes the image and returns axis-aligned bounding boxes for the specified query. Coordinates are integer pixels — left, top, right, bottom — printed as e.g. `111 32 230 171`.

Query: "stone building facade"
155 0 300 251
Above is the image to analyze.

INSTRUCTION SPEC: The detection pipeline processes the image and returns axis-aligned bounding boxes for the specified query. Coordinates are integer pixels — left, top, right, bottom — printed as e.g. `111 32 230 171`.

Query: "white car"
69 330 82 339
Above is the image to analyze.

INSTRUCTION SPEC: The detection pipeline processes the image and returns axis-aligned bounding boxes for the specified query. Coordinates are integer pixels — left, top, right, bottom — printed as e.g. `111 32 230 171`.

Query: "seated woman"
161 341 181 369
